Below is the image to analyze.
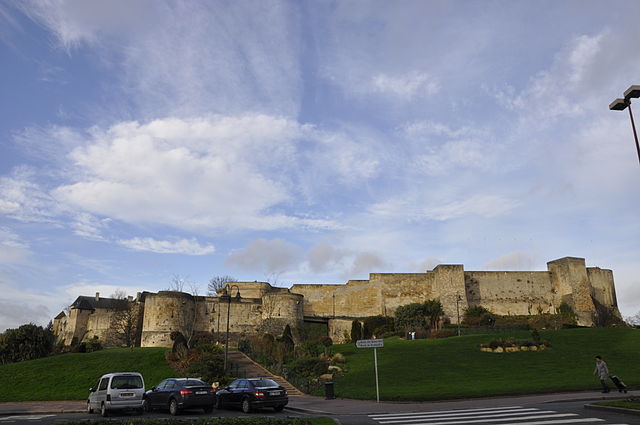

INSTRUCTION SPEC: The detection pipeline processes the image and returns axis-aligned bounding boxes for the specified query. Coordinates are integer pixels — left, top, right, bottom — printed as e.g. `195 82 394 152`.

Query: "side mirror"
151 386 157 391
89 387 95 392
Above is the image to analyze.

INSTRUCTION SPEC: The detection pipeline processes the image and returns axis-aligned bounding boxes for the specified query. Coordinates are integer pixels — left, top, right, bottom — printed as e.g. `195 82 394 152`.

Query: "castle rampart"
54 257 621 348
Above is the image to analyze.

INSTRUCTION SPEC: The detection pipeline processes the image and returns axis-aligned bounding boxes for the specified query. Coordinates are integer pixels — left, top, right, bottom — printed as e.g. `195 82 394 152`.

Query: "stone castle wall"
54 257 620 347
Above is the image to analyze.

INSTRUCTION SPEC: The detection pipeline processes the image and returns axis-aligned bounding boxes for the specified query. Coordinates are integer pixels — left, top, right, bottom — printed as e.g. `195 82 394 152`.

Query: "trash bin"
324 381 335 400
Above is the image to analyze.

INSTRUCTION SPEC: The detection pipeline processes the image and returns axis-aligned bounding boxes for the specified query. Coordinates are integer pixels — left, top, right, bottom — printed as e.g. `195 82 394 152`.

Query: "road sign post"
356 339 383 402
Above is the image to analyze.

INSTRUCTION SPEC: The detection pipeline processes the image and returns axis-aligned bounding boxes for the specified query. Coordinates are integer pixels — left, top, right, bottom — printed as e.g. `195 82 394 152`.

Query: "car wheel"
100 403 108 417
273 405 284 412
169 398 179 416
86 401 93 414
203 405 214 414
241 397 252 413
143 398 151 413
214 397 224 410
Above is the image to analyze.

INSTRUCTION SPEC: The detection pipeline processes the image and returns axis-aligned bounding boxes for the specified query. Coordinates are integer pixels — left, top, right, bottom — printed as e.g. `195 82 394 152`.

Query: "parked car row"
87 372 288 417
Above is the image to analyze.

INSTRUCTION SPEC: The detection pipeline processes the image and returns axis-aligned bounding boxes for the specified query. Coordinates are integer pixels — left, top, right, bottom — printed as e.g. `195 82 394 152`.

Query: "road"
0 400 636 425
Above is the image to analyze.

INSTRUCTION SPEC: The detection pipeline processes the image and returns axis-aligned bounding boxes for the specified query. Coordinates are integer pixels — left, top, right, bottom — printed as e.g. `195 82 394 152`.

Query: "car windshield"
111 376 143 389
251 379 278 388
181 379 207 387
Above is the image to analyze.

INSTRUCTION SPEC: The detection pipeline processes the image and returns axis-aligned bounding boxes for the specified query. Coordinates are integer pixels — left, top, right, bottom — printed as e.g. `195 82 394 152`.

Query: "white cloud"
0 301 51 332
118 237 215 256
0 167 60 223
371 72 439 99
50 115 314 232
0 228 32 265
345 252 387 279
226 238 302 274
370 194 520 222
483 251 540 270
424 195 521 221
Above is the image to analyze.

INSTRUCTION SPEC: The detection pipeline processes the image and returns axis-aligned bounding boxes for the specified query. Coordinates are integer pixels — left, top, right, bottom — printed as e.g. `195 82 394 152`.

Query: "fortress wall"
328 318 355 343
68 308 92 345
587 267 618 314
371 273 434 316
431 265 467 323
547 257 596 326
464 271 554 315
262 293 304 321
291 283 368 317
84 309 117 341
141 291 198 347
225 282 271 299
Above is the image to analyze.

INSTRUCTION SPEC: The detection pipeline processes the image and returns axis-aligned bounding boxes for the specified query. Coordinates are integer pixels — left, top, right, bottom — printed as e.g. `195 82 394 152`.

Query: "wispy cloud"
118 237 215 256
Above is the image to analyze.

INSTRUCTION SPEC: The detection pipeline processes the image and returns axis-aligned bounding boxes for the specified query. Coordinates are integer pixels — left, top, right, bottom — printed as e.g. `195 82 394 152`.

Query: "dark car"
215 378 288 413
143 378 216 415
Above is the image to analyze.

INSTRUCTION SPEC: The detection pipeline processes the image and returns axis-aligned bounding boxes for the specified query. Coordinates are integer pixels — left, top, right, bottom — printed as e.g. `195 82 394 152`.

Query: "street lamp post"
609 85 640 165
220 285 241 372
456 294 462 337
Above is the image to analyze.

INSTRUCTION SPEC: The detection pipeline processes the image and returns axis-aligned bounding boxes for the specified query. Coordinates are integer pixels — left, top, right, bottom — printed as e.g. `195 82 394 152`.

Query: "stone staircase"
226 351 304 396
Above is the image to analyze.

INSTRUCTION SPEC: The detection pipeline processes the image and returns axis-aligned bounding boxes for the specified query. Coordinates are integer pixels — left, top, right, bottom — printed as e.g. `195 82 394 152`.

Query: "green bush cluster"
0 323 55 364
164 333 225 385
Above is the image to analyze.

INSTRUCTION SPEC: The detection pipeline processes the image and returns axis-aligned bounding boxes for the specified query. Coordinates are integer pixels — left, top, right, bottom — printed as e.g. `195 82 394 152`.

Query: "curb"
285 406 332 415
584 403 640 416
0 409 85 416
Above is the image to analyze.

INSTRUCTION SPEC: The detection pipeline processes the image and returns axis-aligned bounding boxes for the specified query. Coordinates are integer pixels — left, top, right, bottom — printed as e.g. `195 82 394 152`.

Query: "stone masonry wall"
465 271 554 316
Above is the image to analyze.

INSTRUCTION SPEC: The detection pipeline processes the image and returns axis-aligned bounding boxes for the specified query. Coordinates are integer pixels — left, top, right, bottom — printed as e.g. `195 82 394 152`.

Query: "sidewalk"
284 390 636 415
0 390 633 416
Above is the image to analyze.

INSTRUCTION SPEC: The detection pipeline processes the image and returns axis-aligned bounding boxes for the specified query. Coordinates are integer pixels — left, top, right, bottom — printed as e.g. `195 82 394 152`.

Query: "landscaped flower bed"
478 337 551 353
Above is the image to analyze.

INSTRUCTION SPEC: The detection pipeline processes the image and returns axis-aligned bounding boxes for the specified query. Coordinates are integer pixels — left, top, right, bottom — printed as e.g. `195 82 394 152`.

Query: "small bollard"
324 381 335 400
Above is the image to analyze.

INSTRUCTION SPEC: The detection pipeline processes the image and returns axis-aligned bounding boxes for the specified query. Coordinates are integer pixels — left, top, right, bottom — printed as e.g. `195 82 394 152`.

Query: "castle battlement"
53 257 620 347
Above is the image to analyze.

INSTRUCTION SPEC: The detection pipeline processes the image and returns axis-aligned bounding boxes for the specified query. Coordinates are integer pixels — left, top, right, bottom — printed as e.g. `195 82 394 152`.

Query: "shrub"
0 323 55 364
429 329 456 339
187 346 225 384
350 320 363 343
289 356 328 379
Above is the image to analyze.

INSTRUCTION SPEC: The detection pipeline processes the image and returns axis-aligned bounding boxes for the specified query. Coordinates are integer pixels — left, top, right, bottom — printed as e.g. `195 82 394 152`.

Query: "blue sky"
1 0 639 331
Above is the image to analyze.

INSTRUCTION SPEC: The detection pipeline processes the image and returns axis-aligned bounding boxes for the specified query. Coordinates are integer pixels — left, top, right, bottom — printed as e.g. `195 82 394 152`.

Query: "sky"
1 0 639 332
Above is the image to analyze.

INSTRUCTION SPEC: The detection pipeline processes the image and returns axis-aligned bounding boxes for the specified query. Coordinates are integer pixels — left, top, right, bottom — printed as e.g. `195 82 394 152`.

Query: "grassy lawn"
0 347 174 402
324 328 640 401
594 400 640 410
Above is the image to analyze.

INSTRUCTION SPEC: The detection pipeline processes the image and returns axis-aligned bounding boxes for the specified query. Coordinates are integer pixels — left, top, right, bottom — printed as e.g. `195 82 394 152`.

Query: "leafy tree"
0 323 54 364
424 299 444 330
558 302 577 325
350 320 363 342
207 276 238 296
394 303 427 336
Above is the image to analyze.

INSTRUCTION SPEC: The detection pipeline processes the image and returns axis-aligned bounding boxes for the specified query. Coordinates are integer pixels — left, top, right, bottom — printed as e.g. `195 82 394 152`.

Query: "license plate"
270 391 281 396
196 391 208 395
120 393 134 397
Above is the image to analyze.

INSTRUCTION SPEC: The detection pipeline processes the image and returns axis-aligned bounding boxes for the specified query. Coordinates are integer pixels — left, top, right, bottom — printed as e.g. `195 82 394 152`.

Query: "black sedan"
143 378 216 415
215 378 288 413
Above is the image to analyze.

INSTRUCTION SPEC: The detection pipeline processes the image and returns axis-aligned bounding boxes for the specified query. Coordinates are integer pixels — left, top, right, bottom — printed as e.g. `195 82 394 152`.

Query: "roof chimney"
95 292 100 301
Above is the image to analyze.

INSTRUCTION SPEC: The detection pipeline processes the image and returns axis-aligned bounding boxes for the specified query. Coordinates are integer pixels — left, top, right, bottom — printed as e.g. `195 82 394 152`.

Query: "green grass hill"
325 327 640 401
0 347 174 402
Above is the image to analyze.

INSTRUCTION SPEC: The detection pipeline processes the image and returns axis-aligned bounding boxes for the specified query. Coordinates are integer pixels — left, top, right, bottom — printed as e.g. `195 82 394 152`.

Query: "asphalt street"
1 392 638 425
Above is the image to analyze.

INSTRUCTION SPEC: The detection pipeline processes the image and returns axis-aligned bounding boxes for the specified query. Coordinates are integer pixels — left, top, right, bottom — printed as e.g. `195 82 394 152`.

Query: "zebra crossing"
368 405 629 425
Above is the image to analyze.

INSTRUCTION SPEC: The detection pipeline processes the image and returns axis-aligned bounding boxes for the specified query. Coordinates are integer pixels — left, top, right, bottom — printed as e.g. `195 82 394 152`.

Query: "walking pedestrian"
593 355 610 393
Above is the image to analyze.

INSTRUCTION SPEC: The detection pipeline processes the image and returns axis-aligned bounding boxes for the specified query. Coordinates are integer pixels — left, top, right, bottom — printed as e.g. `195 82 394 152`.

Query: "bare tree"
168 274 188 292
110 289 127 299
105 300 140 347
207 275 237 296
626 311 640 327
264 271 283 287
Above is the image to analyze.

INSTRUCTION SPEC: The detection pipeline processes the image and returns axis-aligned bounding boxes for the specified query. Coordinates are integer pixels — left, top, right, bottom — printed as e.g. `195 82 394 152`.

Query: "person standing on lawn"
593 355 610 393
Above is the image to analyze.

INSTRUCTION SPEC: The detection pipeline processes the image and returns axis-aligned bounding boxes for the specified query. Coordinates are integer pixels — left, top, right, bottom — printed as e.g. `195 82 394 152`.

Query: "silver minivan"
87 372 145 417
